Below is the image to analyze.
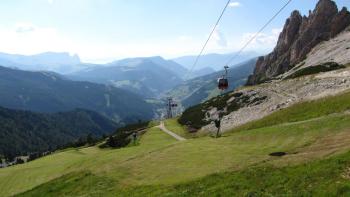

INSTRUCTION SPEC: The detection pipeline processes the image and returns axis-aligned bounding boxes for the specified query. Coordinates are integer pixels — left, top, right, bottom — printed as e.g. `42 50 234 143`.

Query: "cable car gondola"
218 77 228 90
217 65 229 90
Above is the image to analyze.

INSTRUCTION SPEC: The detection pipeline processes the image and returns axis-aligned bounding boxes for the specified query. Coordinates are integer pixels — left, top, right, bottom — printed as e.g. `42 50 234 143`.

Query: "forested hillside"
0 66 154 124
0 107 117 160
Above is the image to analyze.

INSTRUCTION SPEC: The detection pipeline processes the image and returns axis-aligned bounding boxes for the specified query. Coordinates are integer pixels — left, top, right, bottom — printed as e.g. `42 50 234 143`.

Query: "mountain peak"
315 0 338 14
290 10 301 17
247 0 350 85
0 51 82 74
33 52 81 64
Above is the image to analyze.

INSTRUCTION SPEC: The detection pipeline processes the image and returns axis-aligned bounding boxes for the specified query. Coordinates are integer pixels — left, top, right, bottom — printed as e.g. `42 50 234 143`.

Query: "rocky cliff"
247 0 350 85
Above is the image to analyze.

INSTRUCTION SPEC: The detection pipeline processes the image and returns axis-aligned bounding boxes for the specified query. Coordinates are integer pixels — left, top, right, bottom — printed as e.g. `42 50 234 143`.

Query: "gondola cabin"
218 77 228 90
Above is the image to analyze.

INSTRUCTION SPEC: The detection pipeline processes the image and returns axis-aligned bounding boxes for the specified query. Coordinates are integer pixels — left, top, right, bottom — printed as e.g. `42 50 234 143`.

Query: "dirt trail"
158 121 186 141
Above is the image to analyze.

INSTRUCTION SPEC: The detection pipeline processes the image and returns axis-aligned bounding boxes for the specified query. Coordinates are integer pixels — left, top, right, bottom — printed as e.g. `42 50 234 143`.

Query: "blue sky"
0 0 349 63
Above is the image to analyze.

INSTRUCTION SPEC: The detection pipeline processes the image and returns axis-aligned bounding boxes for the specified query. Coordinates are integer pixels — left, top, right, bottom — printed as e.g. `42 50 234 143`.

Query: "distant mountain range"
0 52 83 74
0 51 261 101
0 52 235 78
0 107 117 159
172 51 261 71
68 56 187 98
166 58 257 107
0 66 154 124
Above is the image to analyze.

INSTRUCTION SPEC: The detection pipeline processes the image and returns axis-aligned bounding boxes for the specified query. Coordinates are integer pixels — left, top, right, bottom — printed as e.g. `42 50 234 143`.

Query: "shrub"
285 62 345 79
15 158 24 164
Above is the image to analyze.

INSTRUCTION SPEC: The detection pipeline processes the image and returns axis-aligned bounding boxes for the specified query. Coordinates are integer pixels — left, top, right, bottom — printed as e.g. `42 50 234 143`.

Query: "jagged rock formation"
247 0 350 85
281 26 350 79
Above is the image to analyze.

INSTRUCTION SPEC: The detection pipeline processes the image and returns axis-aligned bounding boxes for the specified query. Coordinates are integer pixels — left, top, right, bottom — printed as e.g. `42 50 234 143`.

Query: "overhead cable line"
185 0 231 80
225 0 292 66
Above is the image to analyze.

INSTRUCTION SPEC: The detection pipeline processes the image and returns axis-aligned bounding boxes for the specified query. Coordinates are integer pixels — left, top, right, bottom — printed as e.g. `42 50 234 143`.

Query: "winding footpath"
158 121 186 141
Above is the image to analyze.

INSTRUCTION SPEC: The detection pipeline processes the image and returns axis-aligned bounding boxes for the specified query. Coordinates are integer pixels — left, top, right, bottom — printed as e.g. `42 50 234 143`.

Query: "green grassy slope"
1 91 350 196
0 126 177 197
118 151 350 196
29 151 350 197
163 118 196 138
15 113 350 196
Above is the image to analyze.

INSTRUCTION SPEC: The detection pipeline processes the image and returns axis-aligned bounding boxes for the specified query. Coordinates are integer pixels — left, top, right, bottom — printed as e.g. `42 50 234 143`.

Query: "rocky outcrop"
203 67 350 134
247 0 350 85
281 24 350 79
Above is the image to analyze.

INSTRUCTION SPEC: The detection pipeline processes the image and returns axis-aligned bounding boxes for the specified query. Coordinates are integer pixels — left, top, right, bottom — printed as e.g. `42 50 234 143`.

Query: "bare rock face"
247 0 350 85
331 7 350 37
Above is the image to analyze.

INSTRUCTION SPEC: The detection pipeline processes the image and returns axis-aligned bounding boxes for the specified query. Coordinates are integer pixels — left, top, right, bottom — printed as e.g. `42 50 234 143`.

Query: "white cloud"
207 28 228 50
228 2 241 8
48 0 54 4
82 27 283 62
213 29 227 47
0 23 76 56
80 28 280 62
272 28 283 35
0 23 203 63
15 23 36 33
239 28 282 50
177 35 192 42
0 20 283 64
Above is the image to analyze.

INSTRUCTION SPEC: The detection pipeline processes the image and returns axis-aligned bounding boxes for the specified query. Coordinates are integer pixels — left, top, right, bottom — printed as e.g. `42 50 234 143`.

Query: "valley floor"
1 91 350 196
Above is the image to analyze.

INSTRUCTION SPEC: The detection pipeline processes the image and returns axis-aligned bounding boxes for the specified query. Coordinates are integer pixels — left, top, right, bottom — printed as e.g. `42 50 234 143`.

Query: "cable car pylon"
166 97 178 119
